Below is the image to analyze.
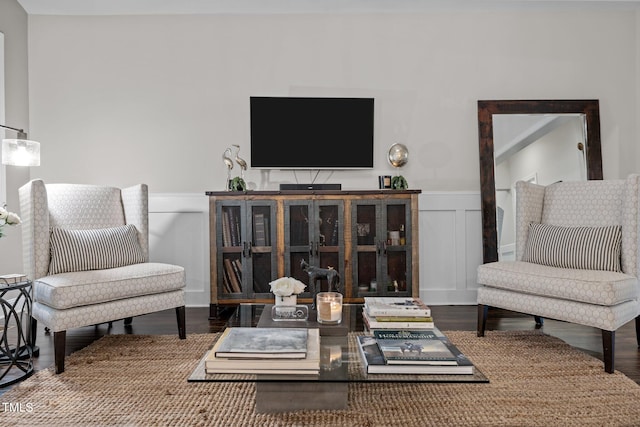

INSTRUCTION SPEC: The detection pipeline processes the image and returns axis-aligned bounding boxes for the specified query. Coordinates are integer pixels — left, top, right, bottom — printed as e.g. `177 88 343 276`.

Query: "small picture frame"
378 175 392 189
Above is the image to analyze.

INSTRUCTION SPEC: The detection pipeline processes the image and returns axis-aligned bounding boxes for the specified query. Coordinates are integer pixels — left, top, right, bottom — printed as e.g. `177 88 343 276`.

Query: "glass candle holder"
316 292 343 324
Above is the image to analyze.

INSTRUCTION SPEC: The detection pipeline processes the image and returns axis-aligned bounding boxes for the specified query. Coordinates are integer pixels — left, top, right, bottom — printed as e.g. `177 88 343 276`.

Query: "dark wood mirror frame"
478 99 603 264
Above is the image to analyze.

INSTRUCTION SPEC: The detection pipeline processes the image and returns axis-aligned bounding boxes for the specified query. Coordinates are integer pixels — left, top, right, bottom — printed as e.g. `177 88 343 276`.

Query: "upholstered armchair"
20 179 186 374
477 175 640 373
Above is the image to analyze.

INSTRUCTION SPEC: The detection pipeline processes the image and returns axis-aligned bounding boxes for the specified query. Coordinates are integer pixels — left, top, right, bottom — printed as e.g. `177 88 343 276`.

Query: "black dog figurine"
301 259 341 309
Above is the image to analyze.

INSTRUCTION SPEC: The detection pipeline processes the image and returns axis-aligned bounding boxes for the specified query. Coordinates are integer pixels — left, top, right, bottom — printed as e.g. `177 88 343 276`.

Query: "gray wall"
2 2 640 275
0 0 29 274
27 6 640 193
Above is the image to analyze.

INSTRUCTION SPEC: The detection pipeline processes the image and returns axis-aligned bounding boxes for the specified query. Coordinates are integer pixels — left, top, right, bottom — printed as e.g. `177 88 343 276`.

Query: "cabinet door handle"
243 241 252 258
382 241 387 256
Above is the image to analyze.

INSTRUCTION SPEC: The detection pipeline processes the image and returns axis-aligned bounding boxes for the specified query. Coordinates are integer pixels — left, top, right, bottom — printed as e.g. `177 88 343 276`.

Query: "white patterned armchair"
477 175 640 373
20 179 186 374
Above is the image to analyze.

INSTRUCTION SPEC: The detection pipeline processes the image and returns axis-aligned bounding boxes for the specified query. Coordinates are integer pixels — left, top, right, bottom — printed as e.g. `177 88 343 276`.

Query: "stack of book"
0 274 27 285
356 329 474 375
205 327 320 375
363 297 434 330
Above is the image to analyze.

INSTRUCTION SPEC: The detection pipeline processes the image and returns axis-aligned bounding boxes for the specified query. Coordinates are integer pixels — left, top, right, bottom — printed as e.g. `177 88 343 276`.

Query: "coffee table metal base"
256 382 348 413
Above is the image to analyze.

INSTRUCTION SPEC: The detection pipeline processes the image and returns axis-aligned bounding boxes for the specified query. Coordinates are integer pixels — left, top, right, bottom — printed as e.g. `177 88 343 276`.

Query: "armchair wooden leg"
124 317 133 325
176 306 186 339
54 331 67 374
602 329 615 374
477 304 488 337
534 316 544 326
635 316 640 348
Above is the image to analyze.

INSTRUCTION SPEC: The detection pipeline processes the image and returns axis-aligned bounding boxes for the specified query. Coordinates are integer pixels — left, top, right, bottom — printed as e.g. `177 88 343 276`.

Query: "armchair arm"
122 184 149 261
19 179 51 280
622 174 640 277
515 181 545 261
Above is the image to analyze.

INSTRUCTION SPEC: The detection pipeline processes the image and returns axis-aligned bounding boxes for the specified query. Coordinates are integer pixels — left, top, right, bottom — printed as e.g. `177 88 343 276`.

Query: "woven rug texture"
2 330 640 426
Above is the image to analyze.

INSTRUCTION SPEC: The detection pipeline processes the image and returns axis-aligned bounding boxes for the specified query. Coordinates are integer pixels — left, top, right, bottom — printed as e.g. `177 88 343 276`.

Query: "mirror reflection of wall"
493 114 587 260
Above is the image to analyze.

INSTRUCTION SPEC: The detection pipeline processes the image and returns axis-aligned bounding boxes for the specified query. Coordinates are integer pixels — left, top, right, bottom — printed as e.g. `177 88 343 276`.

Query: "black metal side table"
0 279 37 387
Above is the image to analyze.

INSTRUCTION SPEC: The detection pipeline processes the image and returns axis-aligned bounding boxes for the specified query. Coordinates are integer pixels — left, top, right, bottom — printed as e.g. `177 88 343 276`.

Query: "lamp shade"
2 138 41 166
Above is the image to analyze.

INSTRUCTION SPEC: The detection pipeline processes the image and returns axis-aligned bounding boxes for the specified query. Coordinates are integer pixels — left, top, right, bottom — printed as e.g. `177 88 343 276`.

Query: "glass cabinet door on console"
216 200 277 300
284 200 345 298
208 189 420 312
351 199 412 297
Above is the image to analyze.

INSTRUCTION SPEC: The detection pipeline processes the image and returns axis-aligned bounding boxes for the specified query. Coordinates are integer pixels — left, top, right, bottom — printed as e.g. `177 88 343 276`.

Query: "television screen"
250 96 374 169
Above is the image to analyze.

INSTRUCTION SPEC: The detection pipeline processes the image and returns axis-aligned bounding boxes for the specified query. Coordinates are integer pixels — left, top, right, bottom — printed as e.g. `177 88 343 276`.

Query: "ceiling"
15 0 640 15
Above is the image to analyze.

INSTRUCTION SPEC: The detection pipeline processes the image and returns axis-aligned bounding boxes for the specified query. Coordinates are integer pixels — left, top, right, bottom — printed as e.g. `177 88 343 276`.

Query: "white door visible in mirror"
493 113 587 260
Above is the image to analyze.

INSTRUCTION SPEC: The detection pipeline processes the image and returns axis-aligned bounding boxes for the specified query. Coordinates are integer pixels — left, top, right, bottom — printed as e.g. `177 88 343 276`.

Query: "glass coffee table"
189 304 488 413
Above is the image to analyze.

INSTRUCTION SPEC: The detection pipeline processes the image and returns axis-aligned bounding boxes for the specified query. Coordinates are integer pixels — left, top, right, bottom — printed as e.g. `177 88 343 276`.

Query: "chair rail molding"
419 191 483 305
149 193 210 307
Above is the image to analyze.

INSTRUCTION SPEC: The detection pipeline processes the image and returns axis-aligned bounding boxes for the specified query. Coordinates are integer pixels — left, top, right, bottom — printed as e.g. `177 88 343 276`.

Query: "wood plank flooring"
5 305 640 393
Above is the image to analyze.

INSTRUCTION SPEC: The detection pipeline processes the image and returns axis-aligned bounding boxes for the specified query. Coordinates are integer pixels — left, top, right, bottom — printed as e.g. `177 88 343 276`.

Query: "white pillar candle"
317 292 343 324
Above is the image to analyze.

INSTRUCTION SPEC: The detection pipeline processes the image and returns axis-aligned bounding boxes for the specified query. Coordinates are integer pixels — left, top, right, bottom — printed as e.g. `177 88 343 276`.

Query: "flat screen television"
250 96 374 169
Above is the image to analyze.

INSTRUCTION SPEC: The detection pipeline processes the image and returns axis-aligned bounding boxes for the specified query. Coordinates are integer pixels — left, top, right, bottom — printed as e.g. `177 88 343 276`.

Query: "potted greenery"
228 177 247 192
391 175 408 190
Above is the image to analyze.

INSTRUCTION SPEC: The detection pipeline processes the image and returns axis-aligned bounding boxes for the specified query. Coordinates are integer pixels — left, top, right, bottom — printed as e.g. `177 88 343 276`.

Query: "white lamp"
0 124 40 166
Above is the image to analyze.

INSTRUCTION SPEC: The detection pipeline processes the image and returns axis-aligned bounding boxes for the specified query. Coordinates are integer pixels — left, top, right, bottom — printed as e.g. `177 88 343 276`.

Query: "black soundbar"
279 183 342 191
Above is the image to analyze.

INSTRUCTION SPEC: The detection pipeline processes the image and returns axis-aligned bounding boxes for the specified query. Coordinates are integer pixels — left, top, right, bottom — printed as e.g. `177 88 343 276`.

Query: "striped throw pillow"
49 224 145 275
522 223 622 272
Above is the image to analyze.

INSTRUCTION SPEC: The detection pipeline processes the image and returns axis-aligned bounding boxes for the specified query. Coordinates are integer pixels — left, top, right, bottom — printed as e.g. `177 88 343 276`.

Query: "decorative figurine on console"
223 145 247 191
222 147 234 191
301 259 342 309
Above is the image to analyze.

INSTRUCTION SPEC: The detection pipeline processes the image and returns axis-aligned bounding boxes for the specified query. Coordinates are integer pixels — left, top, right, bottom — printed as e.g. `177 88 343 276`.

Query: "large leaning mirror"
478 100 603 264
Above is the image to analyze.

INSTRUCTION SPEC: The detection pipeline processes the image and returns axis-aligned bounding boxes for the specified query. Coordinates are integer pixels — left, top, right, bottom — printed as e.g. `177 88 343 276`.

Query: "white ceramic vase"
274 295 297 307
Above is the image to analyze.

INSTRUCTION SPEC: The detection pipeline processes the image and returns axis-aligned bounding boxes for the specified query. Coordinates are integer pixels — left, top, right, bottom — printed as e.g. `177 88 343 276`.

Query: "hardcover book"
206 328 320 374
373 329 457 365
362 311 435 330
356 335 474 375
253 213 266 246
364 297 431 317
223 258 242 293
214 327 308 359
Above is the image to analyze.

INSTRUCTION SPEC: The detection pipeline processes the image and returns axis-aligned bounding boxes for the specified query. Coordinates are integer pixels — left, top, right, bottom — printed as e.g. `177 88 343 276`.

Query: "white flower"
6 212 21 225
0 205 21 238
269 277 306 297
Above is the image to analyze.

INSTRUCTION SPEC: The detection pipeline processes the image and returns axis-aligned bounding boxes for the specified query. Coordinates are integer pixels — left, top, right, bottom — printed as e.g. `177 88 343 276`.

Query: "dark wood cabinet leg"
54 330 67 374
477 304 488 337
602 329 615 374
176 306 186 339
209 304 220 320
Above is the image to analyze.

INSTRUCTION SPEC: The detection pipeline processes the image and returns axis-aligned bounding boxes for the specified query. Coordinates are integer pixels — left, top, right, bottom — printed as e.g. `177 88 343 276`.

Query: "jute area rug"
2 330 640 426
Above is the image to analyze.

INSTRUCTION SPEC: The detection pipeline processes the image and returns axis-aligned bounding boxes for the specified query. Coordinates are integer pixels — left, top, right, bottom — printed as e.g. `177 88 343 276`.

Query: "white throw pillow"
522 223 622 272
49 224 145 274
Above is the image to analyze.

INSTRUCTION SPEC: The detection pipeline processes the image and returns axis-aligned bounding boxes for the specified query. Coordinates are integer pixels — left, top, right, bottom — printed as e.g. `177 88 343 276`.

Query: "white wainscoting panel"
419 192 483 305
148 192 483 307
149 194 209 307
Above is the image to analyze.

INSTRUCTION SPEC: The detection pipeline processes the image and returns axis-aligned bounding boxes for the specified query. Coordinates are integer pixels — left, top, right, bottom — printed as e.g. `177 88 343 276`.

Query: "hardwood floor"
5 305 640 392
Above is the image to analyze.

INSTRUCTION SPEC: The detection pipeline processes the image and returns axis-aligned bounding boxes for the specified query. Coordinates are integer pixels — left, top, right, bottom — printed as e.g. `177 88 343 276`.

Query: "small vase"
274 295 297 307
274 295 297 317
